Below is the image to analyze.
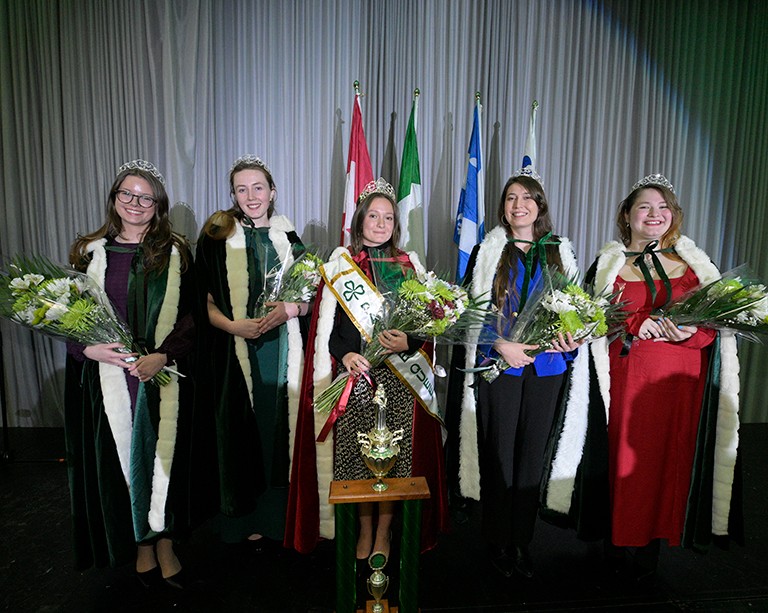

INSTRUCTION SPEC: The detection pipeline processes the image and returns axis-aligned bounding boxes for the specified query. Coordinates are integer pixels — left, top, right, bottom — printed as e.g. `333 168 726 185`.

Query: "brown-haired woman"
544 174 741 581
458 173 581 579
285 178 449 564
195 155 309 549
66 160 197 588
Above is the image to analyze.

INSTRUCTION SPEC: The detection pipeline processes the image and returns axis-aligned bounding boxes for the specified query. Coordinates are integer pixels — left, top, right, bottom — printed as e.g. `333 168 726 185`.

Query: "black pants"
477 367 565 548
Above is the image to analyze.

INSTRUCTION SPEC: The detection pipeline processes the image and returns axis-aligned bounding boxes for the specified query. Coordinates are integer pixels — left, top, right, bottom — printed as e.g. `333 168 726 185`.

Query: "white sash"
320 253 442 421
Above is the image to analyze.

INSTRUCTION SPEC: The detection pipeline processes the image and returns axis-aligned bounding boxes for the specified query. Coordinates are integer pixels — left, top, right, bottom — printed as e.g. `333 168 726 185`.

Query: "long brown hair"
202 159 277 241
616 184 683 248
349 192 401 257
69 167 189 273
492 175 563 310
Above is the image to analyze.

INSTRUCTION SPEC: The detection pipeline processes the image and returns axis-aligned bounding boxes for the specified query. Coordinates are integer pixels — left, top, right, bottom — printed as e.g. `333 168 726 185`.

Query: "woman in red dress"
542 174 742 580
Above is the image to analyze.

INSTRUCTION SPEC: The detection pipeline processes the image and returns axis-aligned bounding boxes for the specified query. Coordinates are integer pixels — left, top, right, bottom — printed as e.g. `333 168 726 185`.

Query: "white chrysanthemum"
542 290 577 313
41 278 72 302
72 277 89 294
44 303 68 321
16 306 37 324
749 296 768 321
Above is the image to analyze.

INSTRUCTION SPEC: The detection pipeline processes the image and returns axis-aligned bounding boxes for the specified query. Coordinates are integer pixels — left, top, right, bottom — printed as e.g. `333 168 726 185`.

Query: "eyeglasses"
115 189 157 208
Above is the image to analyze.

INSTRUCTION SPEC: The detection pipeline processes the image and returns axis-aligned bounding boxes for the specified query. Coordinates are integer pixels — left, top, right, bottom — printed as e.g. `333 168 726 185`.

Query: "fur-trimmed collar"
592 236 720 295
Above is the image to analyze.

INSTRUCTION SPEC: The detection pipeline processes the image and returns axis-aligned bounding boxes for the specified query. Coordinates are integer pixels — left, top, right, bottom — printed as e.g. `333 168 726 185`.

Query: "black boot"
633 539 660 583
510 544 534 579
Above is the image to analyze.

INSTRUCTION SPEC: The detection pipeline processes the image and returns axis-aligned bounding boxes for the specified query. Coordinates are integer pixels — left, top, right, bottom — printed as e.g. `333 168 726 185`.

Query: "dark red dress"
608 267 716 546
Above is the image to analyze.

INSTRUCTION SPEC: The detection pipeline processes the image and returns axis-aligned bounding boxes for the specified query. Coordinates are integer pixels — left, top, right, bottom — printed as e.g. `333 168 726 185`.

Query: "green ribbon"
624 240 675 308
509 231 560 310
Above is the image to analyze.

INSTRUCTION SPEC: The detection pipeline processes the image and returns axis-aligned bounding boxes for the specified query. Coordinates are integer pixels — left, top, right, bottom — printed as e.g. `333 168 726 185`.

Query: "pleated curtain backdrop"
1 0 767 425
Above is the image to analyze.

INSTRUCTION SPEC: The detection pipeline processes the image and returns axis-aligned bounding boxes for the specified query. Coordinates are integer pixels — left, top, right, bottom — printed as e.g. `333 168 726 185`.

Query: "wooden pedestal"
329 477 430 613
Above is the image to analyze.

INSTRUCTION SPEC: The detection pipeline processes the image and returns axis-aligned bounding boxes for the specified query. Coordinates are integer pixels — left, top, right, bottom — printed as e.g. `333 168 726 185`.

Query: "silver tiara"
358 178 396 203
632 173 675 194
118 159 165 185
230 154 271 177
511 166 543 185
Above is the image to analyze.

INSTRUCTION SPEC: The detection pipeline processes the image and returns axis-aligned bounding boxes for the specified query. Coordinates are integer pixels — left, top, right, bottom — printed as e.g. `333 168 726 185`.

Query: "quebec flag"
453 97 485 283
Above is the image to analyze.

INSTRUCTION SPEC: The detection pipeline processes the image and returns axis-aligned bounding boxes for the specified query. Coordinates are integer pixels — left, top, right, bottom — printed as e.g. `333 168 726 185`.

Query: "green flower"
399 279 428 301
558 310 584 334
58 299 100 334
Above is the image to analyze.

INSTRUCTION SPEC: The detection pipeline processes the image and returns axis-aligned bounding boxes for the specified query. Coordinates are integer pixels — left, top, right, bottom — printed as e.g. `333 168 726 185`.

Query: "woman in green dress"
196 155 309 547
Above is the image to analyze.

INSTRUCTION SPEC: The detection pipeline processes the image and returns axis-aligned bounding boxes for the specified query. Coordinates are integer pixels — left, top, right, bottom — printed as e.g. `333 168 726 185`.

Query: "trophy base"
358 599 398 613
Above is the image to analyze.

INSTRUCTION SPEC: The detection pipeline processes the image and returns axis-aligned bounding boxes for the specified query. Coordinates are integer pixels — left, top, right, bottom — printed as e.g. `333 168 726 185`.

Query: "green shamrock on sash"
343 280 365 302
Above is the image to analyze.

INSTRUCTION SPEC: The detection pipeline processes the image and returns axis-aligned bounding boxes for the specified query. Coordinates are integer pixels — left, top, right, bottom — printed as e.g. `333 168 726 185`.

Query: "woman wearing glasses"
66 160 199 588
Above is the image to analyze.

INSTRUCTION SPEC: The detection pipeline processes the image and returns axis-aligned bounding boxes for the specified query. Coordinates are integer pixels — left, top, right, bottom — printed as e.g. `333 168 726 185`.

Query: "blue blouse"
477 250 575 378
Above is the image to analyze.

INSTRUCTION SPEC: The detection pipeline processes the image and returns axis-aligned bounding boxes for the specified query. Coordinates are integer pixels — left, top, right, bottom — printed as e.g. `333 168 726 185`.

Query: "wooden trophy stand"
328 476 430 613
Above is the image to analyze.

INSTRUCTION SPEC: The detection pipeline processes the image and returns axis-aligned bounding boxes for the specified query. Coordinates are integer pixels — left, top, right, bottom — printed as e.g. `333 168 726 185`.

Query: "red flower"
428 300 445 320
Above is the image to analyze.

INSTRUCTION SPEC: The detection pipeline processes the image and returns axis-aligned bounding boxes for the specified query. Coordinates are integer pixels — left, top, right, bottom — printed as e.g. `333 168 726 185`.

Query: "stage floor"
1 425 766 612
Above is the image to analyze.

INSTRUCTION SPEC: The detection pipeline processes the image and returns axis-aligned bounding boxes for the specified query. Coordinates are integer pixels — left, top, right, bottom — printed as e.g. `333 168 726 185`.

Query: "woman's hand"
259 301 300 333
493 340 537 368
655 316 697 342
637 317 665 340
128 353 168 383
83 343 137 368
545 331 582 353
377 329 409 354
342 352 370 375
228 318 263 340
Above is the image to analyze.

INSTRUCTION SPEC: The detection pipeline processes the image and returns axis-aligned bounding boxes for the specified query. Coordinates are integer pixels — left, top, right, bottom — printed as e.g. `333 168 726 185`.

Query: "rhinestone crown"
358 178 396 204
230 154 271 177
632 173 675 194
118 159 165 186
511 166 543 185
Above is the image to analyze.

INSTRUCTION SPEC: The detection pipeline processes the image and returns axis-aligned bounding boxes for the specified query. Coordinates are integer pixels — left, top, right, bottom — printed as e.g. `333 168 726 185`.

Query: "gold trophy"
366 565 389 613
358 386 403 492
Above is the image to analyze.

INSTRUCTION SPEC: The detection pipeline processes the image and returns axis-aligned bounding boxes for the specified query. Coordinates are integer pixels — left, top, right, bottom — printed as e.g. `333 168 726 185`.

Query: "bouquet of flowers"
314 264 483 415
653 264 768 340
253 248 324 317
0 254 174 385
473 268 625 383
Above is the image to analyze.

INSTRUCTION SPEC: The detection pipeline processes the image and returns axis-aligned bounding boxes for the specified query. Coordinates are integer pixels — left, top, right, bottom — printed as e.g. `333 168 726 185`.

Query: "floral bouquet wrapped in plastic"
652 264 768 340
314 260 484 415
0 254 175 385
253 248 324 317
473 268 625 383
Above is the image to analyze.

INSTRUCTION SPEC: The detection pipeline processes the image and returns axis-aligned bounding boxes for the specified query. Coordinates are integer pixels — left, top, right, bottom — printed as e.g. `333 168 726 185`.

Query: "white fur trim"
545 348 590 512
312 249 346 539
87 239 134 487
225 224 253 405
148 246 182 532
267 216 304 475
712 331 740 534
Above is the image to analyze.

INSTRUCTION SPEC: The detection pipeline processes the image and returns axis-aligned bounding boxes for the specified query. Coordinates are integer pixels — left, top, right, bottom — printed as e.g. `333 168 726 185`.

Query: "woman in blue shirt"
457 173 580 579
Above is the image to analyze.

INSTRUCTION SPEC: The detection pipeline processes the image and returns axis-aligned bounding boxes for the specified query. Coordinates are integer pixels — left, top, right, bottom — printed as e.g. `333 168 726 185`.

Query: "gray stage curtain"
1 0 767 425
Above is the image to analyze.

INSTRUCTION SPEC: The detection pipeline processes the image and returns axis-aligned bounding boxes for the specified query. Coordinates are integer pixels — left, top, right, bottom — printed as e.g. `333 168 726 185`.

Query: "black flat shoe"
511 545 534 579
136 566 163 588
163 568 187 590
490 551 516 578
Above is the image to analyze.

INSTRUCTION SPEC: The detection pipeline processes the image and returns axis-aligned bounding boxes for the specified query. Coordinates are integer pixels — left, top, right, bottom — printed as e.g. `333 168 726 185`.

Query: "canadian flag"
340 91 374 246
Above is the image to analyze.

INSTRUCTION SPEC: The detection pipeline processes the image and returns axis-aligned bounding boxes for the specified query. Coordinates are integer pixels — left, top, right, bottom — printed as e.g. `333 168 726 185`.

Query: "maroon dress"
608 266 716 546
